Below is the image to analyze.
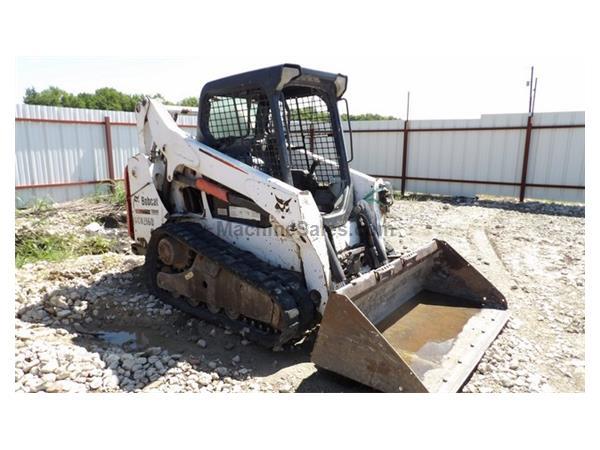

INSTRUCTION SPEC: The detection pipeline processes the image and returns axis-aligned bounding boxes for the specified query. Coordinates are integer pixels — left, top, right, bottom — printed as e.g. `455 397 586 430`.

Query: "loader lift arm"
133 97 332 306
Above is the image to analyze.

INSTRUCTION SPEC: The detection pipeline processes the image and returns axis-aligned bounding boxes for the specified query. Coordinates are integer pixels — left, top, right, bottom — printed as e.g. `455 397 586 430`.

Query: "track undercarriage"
145 221 317 347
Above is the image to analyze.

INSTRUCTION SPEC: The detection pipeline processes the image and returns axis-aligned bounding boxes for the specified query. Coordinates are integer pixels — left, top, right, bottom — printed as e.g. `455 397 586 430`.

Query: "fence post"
519 114 534 202
103 116 116 193
400 119 410 196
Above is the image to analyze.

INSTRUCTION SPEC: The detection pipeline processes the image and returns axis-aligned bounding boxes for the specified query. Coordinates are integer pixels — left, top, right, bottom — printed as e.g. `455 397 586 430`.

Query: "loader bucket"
311 240 508 393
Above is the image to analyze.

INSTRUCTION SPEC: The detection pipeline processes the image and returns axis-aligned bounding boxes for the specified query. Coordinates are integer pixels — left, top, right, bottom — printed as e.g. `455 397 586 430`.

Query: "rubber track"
145 221 315 347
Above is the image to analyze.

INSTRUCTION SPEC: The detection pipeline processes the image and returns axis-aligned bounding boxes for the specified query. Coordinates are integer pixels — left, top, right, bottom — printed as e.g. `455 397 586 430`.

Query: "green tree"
24 87 155 111
24 86 69 107
62 93 85 108
74 92 96 109
289 106 330 122
90 88 132 111
179 96 199 107
341 113 399 121
23 87 399 119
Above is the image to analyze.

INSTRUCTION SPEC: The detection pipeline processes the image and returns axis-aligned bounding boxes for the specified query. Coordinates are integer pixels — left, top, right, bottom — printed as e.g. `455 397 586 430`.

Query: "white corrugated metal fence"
343 111 584 202
15 105 584 207
15 104 197 206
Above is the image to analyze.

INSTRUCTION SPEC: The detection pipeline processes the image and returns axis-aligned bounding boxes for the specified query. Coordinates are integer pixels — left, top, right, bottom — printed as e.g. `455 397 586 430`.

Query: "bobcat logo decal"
275 196 291 213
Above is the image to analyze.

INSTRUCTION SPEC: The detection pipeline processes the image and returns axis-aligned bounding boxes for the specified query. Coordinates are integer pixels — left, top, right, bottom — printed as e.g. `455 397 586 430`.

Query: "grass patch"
15 230 73 268
89 182 126 206
78 235 115 255
15 198 55 217
15 230 118 268
30 197 55 213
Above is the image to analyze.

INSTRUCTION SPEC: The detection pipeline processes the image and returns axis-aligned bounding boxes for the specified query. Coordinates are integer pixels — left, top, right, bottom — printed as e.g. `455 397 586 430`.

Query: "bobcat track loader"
125 64 508 392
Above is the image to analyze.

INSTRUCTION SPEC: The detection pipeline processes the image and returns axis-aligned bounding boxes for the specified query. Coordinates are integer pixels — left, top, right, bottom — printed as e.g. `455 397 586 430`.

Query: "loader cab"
198 64 353 223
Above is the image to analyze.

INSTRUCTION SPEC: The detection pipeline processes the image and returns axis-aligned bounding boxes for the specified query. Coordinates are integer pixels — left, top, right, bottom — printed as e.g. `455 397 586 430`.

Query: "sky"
9 0 591 121
15 55 586 120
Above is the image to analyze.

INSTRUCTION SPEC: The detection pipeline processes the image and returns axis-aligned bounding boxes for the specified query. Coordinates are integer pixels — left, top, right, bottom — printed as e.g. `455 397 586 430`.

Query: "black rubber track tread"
145 221 316 347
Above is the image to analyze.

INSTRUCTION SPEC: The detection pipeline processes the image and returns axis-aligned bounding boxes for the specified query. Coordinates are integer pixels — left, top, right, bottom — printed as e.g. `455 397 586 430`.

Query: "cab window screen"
205 91 282 179
207 96 258 139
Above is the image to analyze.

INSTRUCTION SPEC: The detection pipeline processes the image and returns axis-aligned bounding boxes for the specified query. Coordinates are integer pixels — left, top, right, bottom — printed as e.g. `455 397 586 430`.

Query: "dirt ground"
14 195 585 393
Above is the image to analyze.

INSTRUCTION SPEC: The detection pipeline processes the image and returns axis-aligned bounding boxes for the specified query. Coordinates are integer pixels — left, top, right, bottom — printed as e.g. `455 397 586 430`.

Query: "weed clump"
15 229 72 268
15 230 118 268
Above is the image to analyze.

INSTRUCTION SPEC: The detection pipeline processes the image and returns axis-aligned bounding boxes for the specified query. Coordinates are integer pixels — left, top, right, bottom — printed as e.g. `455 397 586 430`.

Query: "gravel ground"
14 196 585 393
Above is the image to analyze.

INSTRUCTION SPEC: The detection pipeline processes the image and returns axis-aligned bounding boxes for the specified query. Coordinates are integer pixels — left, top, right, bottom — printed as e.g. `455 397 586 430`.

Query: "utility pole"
400 91 411 196
520 66 538 203
527 66 538 116
531 76 538 115
527 66 534 115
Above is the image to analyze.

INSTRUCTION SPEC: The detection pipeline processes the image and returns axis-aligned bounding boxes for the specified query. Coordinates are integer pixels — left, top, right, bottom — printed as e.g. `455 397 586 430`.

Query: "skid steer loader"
125 64 508 392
